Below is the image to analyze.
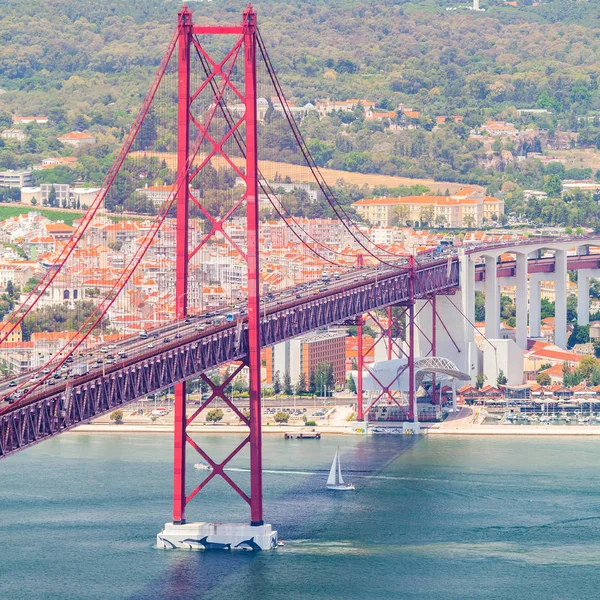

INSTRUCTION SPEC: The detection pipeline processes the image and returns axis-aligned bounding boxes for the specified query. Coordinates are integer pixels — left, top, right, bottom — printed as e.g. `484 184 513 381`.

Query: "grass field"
552 148 600 170
131 151 474 194
0 205 85 226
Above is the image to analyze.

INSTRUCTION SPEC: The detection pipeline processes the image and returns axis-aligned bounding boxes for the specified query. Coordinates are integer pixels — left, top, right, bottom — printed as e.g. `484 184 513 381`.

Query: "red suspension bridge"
1 6 600 550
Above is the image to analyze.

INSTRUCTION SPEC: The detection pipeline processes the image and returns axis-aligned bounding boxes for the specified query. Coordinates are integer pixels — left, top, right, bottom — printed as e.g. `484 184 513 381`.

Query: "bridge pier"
515 253 528 349
484 255 500 340
554 250 568 349
576 269 600 327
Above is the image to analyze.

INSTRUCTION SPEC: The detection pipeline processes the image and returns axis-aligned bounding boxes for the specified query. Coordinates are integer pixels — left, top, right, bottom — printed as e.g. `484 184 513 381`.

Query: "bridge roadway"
0 256 458 458
2 236 600 458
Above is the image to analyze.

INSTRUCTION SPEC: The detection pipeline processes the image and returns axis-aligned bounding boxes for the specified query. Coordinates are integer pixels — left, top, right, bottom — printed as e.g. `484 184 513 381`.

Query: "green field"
0 205 84 226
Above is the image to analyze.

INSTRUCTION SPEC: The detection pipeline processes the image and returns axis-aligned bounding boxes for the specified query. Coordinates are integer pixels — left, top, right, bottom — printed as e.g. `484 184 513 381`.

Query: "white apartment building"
0 169 32 188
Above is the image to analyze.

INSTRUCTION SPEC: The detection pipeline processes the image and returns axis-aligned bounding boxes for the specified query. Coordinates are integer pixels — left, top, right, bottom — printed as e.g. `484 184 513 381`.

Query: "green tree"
474 291 485 322
206 408 224 424
296 371 307 395
543 174 563 198
475 373 486 390
536 372 551 386
48 185 57 207
109 409 123 424
496 369 507 387
283 371 293 396
575 355 600 384
274 411 290 425
567 324 590 349
309 370 316 394
273 370 282 395
347 374 357 393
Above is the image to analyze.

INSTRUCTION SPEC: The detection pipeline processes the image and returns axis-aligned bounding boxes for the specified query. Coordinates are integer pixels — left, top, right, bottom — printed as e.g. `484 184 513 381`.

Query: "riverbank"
426 407 600 435
70 423 355 435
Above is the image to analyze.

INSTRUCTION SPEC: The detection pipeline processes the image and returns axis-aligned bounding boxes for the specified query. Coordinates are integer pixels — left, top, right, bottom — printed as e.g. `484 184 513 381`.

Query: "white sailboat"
326 448 355 491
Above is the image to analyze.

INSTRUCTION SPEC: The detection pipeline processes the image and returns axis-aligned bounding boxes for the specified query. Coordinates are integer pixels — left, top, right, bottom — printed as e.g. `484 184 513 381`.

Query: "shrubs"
109 409 123 424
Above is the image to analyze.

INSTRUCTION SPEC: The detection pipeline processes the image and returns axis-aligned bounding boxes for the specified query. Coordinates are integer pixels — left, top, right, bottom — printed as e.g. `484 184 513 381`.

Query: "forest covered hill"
1 0 600 226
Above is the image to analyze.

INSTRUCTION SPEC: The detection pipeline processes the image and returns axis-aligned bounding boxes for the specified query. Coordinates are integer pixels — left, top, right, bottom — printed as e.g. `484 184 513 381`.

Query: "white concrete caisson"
157 522 278 551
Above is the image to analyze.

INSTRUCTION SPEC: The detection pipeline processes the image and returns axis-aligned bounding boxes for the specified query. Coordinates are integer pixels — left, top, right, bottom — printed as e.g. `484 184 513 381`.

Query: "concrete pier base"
157 522 278 551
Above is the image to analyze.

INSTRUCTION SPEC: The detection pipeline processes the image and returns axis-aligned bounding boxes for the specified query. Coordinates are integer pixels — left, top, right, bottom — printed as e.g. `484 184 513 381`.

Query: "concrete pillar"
578 273 590 327
554 249 567 348
515 252 528 349
484 255 500 339
460 251 475 328
529 276 541 338
452 379 457 411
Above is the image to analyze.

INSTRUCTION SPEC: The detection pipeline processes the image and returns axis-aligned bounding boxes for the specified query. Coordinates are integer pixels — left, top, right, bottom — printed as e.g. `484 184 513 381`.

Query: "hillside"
0 0 600 226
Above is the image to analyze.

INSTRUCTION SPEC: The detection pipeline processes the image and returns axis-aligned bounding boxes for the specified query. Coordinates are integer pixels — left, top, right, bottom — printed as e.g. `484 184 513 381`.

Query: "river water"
2 433 600 599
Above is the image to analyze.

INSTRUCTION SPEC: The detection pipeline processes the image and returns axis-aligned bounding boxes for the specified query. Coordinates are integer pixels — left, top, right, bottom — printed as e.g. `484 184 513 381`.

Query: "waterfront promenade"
69 405 600 436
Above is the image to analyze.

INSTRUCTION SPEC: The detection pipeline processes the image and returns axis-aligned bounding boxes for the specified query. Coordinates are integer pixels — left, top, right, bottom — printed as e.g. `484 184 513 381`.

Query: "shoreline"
68 422 600 437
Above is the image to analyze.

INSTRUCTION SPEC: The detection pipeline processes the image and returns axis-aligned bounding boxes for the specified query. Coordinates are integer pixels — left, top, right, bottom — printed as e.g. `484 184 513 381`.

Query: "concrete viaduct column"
515 252 528 349
578 274 590 326
484 255 500 339
576 268 600 326
554 249 567 349
529 276 541 338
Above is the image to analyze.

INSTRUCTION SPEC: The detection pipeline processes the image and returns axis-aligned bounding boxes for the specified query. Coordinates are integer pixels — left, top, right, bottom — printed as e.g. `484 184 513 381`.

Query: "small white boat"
327 448 355 491
194 461 212 471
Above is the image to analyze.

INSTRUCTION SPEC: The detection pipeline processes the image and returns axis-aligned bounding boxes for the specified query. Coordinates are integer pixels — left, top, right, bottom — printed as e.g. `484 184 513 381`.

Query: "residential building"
0 169 32 188
267 328 347 388
58 131 96 147
316 99 375 115
12 116 48 125
36 156 78 170
137 184 176 207
352 188 503 228
1 129 26 141
482 120 519 137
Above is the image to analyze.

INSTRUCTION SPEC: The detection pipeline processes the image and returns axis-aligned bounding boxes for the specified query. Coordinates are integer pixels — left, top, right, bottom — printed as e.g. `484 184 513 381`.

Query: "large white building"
0 169 32 188
352 188 504 228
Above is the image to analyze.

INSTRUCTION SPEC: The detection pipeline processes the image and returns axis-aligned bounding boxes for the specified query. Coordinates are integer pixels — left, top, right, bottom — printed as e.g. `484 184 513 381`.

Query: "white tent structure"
350 357 470 421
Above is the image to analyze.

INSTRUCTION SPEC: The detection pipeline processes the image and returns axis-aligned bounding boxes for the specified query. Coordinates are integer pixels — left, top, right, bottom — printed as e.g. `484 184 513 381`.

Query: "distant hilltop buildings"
352 188 504 228
446 0 485 11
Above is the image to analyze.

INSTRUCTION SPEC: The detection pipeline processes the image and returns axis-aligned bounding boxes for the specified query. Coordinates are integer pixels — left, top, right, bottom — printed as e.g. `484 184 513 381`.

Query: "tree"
30 197 37 206
296 371 307 394
347 374 357 393
474 291 485 322
48 185 57 207
273 370 282 395
536 372 551 386
576 355 600 384
475 373 486 390
283 371 293 396
496 369 507 387
274 411 290 425
206 408 224 424
6 281 15 299
567 323 590 349
309 370 316 394
314 362 334 396
109 409 123 424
